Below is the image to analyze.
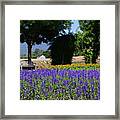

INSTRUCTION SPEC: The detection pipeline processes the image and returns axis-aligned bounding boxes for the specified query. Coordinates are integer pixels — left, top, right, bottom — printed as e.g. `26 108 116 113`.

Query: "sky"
20 20 80 55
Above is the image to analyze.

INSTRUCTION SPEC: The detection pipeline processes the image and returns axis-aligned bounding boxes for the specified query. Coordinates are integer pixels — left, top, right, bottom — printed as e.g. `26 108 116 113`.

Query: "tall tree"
49 33 76 65
75 20 100 63
20 20 72 64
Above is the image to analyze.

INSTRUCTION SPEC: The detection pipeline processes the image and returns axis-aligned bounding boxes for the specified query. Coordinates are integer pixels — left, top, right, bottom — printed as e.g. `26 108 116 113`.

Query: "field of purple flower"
20 65 100 100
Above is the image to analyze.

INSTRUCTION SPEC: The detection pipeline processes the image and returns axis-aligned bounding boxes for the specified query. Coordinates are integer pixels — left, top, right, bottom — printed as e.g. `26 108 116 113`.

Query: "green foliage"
20 54 27 59
20 20 72 44
20 56 28 59
32 48 51 58
49 33 76 65
74 32 84 56
42 50 51 58
74 20 100 63
20 20 100 64
32 48 44 58
20 20 72 64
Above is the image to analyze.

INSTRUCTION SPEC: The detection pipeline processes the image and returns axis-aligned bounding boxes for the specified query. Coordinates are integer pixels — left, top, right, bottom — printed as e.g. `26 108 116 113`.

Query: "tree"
32 48 51 58
74 32 83 56
34 48 40 56
20 20 72 64
75 20 100 63
49 33 76 65
42 50 51 58
33 48 44 57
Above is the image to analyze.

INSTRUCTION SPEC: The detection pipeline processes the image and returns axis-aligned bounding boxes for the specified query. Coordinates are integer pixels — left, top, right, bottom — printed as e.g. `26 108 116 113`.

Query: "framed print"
0 0 119 119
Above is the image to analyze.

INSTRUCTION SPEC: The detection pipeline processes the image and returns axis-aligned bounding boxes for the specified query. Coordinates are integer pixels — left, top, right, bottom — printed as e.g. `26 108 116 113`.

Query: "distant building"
37 55 46 61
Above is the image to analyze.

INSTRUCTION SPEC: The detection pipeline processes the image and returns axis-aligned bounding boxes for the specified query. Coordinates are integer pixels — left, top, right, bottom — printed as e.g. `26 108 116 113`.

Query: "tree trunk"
61 40 65 65
92 54 97 64
28 43 32 65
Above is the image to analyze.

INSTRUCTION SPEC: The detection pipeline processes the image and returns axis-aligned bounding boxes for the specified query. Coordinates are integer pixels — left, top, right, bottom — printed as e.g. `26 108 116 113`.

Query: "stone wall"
72 56 100 64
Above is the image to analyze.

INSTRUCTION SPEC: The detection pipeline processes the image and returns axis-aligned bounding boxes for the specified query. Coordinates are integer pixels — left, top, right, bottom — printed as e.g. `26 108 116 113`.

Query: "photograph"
2 1 117 117
20 20 100 100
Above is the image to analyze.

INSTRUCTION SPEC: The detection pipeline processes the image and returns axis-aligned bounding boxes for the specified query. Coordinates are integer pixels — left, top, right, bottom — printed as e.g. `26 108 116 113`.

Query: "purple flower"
88 70 94 79
41 81 45 87
49 86 53 91
52 78 59 84
63 80 69 86
20 67 100 100
91 86 94 93
79 80 83 85
82 86 87 94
